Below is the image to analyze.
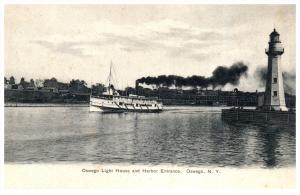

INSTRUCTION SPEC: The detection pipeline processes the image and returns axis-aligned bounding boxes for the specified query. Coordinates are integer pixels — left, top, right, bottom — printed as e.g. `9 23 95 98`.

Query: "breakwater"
221 108 295 126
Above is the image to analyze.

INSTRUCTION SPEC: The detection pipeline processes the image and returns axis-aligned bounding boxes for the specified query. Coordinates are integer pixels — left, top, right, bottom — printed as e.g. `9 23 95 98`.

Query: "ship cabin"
92 93 162 105
117 95 161 106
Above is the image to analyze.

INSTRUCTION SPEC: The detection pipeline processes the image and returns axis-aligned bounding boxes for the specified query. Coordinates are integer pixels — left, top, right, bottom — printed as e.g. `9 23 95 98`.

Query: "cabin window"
273 91 277 96
119 102 123 105
273 78 277 83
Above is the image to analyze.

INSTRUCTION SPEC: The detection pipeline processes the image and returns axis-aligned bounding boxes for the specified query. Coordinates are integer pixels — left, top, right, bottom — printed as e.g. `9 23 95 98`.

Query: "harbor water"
5 106 295 168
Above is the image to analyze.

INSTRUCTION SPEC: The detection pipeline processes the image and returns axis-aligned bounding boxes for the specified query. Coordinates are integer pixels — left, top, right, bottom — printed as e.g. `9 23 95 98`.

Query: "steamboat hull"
90 96 163 113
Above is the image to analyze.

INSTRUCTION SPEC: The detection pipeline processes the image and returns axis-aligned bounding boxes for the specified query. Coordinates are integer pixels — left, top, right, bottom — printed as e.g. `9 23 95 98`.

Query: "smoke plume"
254 66 296 95
136 62 248 89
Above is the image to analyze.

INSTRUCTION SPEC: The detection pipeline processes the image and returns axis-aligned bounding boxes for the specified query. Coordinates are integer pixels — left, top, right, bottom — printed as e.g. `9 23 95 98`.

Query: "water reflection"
222 121 295 168
5 106 295 167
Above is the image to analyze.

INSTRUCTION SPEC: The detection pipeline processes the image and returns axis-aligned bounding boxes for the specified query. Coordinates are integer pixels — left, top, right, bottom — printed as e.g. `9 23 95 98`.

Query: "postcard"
2 3 297 191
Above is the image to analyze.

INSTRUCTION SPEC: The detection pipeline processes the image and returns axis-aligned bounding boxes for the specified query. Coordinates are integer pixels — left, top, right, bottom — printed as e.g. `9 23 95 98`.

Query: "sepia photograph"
2 2 297 191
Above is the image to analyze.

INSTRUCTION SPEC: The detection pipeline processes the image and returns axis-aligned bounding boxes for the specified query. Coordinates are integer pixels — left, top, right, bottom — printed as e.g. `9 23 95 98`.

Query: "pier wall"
221 109 295 126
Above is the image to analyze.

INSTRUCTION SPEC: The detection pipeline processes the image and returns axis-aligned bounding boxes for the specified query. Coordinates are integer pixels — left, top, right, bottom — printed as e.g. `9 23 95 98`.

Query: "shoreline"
4 103 236 108
3 103 262 109
4 103 89 107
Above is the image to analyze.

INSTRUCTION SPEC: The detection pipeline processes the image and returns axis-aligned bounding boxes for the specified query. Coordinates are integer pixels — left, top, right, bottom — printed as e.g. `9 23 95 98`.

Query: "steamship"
89 62 163 113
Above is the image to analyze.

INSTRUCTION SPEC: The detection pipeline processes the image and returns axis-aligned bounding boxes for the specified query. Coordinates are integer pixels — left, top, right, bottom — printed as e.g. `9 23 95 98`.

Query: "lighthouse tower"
263 29 288 111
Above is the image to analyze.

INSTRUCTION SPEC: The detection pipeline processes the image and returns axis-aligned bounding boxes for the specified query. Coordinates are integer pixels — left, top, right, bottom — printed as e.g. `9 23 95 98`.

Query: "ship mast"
108 60 112 95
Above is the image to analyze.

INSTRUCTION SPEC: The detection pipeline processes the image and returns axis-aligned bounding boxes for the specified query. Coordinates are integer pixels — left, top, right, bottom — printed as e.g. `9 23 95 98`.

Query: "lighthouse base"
263 105 288 111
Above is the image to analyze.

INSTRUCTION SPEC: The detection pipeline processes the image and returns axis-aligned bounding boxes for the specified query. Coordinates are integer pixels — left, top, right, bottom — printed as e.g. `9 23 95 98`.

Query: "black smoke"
254 66 296 95
283 72 296 95
254 66 268 88
136 62 248 89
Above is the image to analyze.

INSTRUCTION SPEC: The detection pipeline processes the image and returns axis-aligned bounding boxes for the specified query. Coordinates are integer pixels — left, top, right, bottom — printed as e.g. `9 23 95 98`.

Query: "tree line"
4 76 106 94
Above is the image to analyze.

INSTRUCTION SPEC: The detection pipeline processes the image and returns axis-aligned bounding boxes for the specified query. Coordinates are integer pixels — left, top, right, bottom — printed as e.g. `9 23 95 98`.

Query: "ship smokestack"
135 80 139 95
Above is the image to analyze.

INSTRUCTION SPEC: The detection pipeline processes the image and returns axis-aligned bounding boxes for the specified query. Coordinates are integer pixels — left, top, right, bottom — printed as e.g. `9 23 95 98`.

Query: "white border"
0 1 298 195
0 0 299 4
1 1 5 194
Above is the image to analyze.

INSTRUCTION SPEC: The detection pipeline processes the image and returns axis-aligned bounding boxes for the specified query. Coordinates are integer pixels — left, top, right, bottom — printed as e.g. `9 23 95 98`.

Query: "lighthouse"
221 29 295 125
263 29 288 111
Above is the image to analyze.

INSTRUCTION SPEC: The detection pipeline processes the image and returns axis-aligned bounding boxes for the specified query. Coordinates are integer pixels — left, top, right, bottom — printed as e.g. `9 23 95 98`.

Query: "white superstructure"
90 94 163 112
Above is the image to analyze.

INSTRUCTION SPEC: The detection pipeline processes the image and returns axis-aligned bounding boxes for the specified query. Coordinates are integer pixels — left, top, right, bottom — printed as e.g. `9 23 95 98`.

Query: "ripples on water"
5 106 295 168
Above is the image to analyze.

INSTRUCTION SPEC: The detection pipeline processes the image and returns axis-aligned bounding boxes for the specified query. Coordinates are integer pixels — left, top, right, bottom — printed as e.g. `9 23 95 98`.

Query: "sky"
4 5 296 91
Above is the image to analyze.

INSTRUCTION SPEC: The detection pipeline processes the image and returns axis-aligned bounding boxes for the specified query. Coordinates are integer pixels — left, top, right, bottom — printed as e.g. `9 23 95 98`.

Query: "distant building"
42 87 59 93
257 93 265 108
17 85 24 90
43 78 69 93
26 86 38 91
4 83 11 89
